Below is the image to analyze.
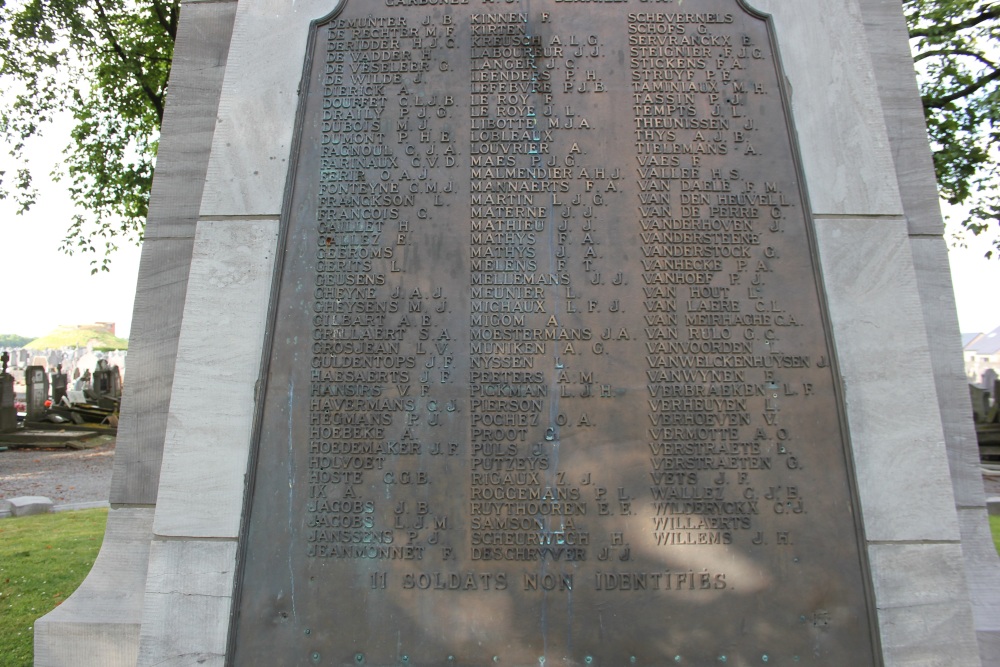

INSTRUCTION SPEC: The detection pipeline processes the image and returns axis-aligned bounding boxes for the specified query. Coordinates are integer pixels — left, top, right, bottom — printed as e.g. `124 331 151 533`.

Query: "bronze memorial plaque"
230 1 880 664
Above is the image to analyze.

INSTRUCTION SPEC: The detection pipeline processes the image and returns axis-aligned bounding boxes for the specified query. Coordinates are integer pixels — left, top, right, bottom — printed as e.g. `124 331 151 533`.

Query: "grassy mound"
25 326 127 351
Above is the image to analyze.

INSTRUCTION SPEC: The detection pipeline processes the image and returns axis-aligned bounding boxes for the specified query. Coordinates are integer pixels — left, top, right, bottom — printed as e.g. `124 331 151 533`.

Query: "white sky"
0 130 141 339
943 207 1000 334
0 123 998 341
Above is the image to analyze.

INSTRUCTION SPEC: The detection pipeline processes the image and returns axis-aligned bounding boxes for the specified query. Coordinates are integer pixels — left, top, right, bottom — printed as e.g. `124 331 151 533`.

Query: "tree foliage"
905 0 1000 256
0 0 176 271
0 333 32 347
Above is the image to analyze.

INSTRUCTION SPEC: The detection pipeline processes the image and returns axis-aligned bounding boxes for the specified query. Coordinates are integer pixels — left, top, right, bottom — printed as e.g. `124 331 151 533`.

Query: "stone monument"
24 365 48 421
35 0 1000 665
91 360 122 408
50 365 68 407
0 351 17 432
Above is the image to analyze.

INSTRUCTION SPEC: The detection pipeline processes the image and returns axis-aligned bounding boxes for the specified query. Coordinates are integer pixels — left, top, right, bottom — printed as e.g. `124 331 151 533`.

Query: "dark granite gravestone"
50 365 68 407
92 360 122 404
24 365 49 421
0 352 16 433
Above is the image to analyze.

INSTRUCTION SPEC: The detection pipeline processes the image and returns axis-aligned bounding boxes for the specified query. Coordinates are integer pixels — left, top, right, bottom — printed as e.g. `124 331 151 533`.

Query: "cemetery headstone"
24 365 49 422
984 368 998 393
92 360 122 403
0 351 16 433
74 369 92 393
50 365 68 407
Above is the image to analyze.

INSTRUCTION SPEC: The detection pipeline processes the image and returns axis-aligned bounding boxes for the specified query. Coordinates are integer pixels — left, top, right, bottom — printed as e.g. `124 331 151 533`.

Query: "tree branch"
148 0 176 41
92 0 164 121
913 46 997 71
909 5 1000 38
923 67 1000 108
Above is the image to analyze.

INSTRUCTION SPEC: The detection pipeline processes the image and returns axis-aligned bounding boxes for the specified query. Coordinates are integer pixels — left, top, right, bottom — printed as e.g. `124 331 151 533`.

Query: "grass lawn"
992 514 1000 555
0 509 107 667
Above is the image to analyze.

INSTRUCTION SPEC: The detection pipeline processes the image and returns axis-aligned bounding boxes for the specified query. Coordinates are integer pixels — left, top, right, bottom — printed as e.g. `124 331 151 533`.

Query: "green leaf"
907 0 1000 257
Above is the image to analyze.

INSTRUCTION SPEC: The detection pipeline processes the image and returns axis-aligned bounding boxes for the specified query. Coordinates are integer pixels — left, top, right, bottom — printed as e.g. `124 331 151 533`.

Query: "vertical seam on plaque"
288 381 297 620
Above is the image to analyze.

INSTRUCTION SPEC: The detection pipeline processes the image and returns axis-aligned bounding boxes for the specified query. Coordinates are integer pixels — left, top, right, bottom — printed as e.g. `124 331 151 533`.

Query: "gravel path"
984 468 1000 497
0 437 115 508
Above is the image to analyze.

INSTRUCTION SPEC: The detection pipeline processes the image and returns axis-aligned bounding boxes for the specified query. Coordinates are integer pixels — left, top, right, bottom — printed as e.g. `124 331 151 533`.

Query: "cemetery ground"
0 437 115 507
